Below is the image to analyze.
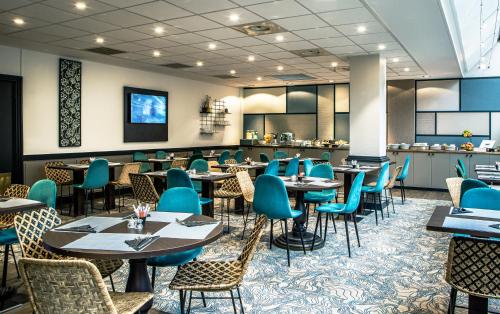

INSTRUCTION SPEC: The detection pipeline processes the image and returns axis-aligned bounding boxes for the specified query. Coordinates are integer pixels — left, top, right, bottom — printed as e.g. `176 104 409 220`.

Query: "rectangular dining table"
426 205 500 314
475 165 500 185
148 157 188 171
211 162 268 176
144 171 235 217
47 162 123 217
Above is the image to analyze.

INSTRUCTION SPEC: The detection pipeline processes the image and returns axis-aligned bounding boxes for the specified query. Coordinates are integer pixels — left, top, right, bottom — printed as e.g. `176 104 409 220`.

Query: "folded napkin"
176 218 218 227
125 236 160 251
451 207 474 215
58 224 96 233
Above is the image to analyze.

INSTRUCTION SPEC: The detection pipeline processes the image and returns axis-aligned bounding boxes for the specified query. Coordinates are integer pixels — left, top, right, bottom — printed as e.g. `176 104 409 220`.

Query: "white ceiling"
0 0 462 87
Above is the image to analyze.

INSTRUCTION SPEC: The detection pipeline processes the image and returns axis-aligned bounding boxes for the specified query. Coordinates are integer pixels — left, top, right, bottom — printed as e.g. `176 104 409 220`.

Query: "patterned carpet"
102 197 500 314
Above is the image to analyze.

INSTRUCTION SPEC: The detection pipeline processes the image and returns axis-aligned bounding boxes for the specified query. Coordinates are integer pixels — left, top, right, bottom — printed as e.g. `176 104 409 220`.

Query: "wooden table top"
331 165 381 174
475 165 500 173
0 198 45 215
145 171 235 182
48 162 123 171
279 176 343 192
277 157 322 163
44 212 223 260
426 205 500 238
148 157 188 163
212 162 268 169
476 172 500 184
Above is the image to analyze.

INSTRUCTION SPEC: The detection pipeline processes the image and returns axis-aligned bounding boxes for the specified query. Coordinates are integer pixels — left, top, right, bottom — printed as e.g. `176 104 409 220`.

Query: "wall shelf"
200 98 230 135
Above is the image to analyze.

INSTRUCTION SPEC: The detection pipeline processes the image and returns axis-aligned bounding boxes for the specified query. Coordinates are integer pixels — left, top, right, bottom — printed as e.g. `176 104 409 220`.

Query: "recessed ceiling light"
329 80 334 83
377 44 386 50
357 25 366 33
95 37 104 44
392 57 399 62
196 61 204 67
423 75 430 78
331 62 338 67
208 43 217 50
230 69 236 75
248 55 255 62
229 14 239 22
275 35 284 42
256 76 262 81
277 65 284 71
403 67 410 72
154 26 164 35
75 2 87 10
153 50 161 57
13 18 24 25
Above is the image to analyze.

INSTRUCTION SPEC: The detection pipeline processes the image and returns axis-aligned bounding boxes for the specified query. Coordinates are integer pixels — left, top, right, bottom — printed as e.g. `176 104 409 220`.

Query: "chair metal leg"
179 290 185 314
187 291 193 314
353 213 360 248
201 292 207 307
311 212 321 251
344 215 351 258
324 212 329 239
227 199 231 234
230 290 238 314
389 188 395 213
109 275 115 292
9 245 19 278
151 266 156 289
284 219 290 267
237 287 245 314
269 219 273 250
241 203 251 240
384 189 390 217
378 193 384 220
331 214 337 233
448 287 457 314
373 194 378 226
295 221 306 255
2 245 9 287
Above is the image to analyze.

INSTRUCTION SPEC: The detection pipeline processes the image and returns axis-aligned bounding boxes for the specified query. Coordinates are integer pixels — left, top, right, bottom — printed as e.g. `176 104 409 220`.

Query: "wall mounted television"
124 86 168 142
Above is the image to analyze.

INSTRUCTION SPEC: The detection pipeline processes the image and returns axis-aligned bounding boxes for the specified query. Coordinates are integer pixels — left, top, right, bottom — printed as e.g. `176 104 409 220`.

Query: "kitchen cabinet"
242 146 259 161
450 153 470 178
412 152 449 189
430 153 450 189
393 152 414 186
468 154 491 179
412 152 432 188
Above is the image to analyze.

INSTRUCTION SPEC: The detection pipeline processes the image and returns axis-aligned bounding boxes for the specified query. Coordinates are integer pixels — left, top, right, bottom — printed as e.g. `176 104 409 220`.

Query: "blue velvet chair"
456 159 468 179
461 188 500 210
321 151 331 162
273 151 288 159
361 163 389 225
28 179 57 209
187 153 203 170
253 174 305 266
234 149 244 163
264 160 279 176
155 151 170 170
314 172 365 257
166 168 212 206
190 159 209 193
73 159 109 216
260 153 270 163
147 187 203 288
303 159 313 176
455 165 466 178
284 158 299 177
218 150 230 164
459 179 489 206
396 155 411 203
133 152 151 173
304 164 336 206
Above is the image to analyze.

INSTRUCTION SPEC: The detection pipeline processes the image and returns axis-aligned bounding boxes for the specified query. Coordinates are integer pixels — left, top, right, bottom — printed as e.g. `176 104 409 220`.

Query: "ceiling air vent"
272 74 316 81
290 48 332 58
213 74 239 79
162 63 193 69
232 21 286 36
84 47 125 55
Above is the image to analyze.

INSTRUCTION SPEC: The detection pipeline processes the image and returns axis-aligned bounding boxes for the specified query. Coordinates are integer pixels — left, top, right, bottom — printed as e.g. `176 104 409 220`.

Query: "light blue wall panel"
415 136 488 147
461 78 500 111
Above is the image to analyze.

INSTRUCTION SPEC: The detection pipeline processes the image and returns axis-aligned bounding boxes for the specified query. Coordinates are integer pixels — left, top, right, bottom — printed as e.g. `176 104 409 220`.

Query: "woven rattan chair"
171 159 188 169
129 173 160 208
384 166 402 214
446 177 464 208
170 215 267 314
1 184 30 228
445 236 500 312
236 171 255 239
214 167 246 233
14 208 123 291
44 161 73 214
110 162 141 210
224 159 237 165
19 258 153 314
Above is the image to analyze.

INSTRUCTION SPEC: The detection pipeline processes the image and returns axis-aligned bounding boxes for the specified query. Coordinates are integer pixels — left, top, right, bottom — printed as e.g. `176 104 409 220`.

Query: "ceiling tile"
114 52 150 60
8 30 63 43
190 41 234 50
42 0 116 16
186 51 226 60
92 9 155 27
126 1 193 20
0 24 19 34
222 36 267 47
108 42 151 52
325 45 364 54
37 24 89 38
0 0 37 11
75 34 123 45
131 23 185 36
349 32 394 45
272 15 328 31
379 49 408 58
52 38 94 49
202 7 263 26
244 44 283 54
298 0 362 13
100 29 153 41
276 40 317 50
261 51 298 59
164 32 209 44
0 13 49 30
335 21 386 36
164 45 204 55
12 4 80 23
247 0 311 19
62 17 120 33
310 36 354 47
97 0 152 8
135 37 183 48
166 0 237 14
256 32 302 43
293 27 342 40
279 57 306 65
319 7 375 26
195 27 246 40
360 42 400 52
165 15 222 32
215 47 251 57
306 55 344 63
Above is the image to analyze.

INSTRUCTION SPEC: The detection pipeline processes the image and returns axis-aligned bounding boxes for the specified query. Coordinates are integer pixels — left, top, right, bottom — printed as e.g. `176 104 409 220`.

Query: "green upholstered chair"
234 149 244 163
260 153 270 163
284 158 299 177
73 159 109 216
459 179 489 206
461 188 500 210
28 179 57 209
218 150 230 165
396 155 411 203
133 152 151 173
361 163 390 225
264 160 279 176
166 168 212 207
303 159 313 176
189 159 209 193
304 164 336 205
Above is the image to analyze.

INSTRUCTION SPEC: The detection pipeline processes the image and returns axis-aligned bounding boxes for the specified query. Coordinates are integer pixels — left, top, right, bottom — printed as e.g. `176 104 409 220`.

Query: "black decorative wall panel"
59 58 81 147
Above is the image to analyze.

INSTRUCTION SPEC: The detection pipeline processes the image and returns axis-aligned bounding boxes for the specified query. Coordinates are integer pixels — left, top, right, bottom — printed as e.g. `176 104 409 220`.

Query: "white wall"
0 45 242 155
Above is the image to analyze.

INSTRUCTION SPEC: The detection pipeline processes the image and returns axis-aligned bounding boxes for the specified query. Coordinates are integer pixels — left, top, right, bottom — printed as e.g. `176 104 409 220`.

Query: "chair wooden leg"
384 189 390 217
390 188 395 213
9 245 19 278
284 219 290 267
353 213 360 248
269 219 273 250
230 290 238 314
344 215 351 258
311 212 321 251
448 287 457 314
237 287 245 314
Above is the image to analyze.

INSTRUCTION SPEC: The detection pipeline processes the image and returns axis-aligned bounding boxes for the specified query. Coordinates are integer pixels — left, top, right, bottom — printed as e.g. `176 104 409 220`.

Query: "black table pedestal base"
273 231 324 251
126 259 153 313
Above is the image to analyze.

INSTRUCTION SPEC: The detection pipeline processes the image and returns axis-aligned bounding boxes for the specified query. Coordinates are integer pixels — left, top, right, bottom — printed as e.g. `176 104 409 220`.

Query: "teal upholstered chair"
28 179 57 209
264 160 279 176
314 172 365 257
459 179 489 206
187 153 203 169
303 159 313 176
155 151 170 170
218 150 230 164
73 159 110 216
166 168 212 206
396 155 411 203
461 188 500 210
321 151 331 162
133 152 151 173
147 187 203 288
455 165 466 178
304 164 336 206
456 159 468 179
361 163 389 225
0 226 19 287
273 151 288 159
193 148 203 155
234 149 244 163
189 159 209 193
284 157 299 176
260 153 270 163
253 174 306 266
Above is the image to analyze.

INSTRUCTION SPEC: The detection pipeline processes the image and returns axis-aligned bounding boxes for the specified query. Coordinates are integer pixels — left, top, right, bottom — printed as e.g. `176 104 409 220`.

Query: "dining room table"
276 157 323 164
144 171 236 217
148 157 189 171
426 205 500 314
47 162 123 217
274 176 343 251
202 154 221 160
211 162 268 177
43 211 223 313
474 164 500 185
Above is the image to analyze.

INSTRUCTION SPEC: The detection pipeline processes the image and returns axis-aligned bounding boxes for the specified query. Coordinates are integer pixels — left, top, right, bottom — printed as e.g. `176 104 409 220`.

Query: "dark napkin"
489 224 500 230
125 236 160 251
176 218 218 227
58 224 96 233
451 207 474 215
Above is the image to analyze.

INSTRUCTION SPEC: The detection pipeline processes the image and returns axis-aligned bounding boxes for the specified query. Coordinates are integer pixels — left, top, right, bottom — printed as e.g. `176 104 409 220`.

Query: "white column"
348 54 387 162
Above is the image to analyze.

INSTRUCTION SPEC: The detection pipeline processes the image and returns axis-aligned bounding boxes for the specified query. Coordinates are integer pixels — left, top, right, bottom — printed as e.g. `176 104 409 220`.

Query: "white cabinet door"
430 153 451 189
468 154 491 179
412 152 432 188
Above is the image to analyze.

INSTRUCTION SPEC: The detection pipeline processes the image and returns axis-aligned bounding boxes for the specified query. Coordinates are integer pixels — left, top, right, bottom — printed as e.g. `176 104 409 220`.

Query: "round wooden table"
275 177 343 251
44 213 223 313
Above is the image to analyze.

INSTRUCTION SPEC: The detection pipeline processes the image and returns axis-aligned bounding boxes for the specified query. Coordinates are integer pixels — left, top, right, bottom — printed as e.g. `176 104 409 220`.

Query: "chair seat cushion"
147 247 202 267
304 191 336 203
317 203 346 213
361 186 379 193
200 198 213 205
110 291 154 314
0 228 18 245
214 190 242 198
290 209 302 218
396 175 404 181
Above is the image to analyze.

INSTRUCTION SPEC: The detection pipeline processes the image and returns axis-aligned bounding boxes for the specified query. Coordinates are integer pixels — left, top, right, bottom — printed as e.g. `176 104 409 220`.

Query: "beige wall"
387 80 415 144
